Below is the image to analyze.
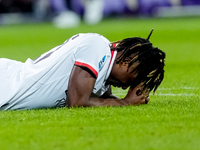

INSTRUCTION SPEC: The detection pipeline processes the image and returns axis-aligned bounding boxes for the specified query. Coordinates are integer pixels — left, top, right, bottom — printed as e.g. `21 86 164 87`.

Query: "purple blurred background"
0 0 200 25
1 0 200 15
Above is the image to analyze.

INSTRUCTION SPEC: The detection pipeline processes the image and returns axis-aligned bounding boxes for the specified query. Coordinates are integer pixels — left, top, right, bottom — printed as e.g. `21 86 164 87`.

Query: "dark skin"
67 51 150 107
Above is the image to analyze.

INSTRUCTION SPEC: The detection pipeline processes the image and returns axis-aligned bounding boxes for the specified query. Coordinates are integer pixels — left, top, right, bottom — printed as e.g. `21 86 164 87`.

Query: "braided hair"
110 29 165 94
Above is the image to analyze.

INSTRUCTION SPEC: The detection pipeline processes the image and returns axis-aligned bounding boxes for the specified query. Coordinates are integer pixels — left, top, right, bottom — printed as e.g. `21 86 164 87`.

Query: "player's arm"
67 66 148 107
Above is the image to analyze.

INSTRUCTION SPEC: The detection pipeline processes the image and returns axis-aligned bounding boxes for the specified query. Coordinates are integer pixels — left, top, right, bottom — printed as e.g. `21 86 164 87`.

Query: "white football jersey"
0 33 117 110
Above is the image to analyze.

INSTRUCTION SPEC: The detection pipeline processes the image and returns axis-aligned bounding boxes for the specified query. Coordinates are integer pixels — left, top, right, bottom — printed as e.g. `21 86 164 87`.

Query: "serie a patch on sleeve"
99 55 106 71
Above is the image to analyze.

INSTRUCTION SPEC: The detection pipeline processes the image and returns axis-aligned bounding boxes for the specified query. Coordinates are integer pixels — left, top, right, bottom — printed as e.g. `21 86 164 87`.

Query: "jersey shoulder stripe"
74 61 98 78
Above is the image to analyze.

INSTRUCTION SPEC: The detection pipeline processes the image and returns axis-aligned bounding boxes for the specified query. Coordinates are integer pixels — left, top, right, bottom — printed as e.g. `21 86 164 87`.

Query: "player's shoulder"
76 33 111 56
79 33 110 46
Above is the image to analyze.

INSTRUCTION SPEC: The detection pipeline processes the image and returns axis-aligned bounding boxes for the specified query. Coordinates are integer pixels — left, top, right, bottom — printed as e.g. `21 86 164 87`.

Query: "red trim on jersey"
75 61 98 77
109 43 117 67
109 50 115 66
112 43 117 47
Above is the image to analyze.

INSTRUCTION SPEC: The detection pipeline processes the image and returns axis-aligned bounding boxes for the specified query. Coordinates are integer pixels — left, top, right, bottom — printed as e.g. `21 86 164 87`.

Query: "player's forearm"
68 97 129 107
88 97 129 107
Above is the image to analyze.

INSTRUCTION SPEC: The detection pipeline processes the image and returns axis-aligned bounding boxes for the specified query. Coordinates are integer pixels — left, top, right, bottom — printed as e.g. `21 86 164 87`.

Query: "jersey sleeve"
74 35 110 78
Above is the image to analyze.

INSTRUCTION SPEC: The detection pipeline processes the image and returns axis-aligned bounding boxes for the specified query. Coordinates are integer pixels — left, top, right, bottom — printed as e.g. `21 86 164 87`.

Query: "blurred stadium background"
1 0 200 26
1 1 200 150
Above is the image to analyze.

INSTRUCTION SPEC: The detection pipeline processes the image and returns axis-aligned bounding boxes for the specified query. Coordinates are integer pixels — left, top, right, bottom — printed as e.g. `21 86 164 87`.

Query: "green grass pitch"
0 17 200 150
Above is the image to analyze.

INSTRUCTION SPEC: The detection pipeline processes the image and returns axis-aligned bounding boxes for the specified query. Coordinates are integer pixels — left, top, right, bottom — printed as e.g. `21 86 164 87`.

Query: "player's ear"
121 61 129 66
121 57 131 66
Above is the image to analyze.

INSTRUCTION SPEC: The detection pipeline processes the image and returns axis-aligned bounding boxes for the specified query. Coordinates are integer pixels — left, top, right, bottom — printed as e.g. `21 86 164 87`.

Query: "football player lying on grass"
0 29 165 110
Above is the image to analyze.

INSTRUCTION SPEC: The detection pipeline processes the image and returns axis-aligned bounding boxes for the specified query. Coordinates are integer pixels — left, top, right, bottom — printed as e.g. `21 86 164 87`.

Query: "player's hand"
124 85 150 105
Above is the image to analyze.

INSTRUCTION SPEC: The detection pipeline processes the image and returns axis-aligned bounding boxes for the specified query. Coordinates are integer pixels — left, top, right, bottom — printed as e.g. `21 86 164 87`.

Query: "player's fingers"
139 96 149 105
139 98 146 104
145 96 150 104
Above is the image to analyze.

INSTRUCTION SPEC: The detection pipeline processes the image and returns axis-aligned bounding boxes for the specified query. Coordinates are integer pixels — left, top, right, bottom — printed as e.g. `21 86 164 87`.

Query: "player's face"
107 61 138 90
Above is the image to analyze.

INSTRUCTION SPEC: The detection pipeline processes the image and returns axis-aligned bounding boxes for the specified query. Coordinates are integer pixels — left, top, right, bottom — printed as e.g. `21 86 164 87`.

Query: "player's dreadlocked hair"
110 29 165 94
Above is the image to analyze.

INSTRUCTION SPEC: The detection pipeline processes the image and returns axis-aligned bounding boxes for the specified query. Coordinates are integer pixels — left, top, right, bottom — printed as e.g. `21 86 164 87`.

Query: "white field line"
152 93 199 96
155 87 199 96
157 87 199 91
114 87 199 97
